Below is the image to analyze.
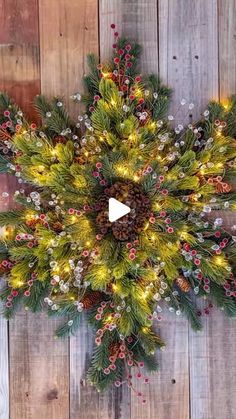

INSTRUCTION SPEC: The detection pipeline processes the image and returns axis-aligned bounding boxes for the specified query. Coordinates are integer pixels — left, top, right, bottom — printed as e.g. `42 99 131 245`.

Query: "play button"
108 198 131 222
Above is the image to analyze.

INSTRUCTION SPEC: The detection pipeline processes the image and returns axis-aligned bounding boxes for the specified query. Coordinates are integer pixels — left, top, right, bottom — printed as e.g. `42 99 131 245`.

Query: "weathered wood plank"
219 0 236 100
189 3 236 419
39 0 99 117
0 182 11 419
131 312 189 419
0 1 70 418
0 2 40 418
0 281 9 419
189 304 236 419
70 316 130 419
39 1 106 417
99 3 160 416
9 312 69 419
99 0 159 74
0 0 40 118
159 0 218 122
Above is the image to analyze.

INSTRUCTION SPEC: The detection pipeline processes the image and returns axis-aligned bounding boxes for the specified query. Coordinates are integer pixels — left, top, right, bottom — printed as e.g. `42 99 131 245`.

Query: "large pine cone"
175 275 191 292
80 291 104 309
96 180 151 241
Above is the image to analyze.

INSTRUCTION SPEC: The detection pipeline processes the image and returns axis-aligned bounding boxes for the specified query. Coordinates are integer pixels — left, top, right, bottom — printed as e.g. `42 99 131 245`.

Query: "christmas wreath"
0 26 236 400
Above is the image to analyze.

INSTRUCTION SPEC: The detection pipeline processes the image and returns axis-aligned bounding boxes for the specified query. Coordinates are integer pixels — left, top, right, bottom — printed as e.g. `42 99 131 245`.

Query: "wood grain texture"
70 316 130 419
0 281 9 419
0 2 70 418
218 0 236 100
9 312 69 419
131 311 189 419
159 0 219 121
189 303 236 419
99 0 159 73
0 3 40 418
189 3 236 419
0 0 40 118
39 0 99 117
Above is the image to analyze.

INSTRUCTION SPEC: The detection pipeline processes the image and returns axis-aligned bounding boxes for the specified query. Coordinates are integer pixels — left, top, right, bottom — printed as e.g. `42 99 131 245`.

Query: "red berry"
114 57 120 64
118 49 124 55
184 243 191 251
126 62 133 68
214 231 221 238
167 227 174 234
125 44 132 51
82 250 89 257
95 337 101 345
12 290 19 297
135 76 141 82
110 23 116 29
24 290 31 297
114 31 119 37
129 94 135 100
30 123 37 130
161 189 169 195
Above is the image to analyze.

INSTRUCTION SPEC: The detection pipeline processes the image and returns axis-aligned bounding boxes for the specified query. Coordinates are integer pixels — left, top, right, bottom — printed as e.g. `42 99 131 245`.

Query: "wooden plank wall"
0 1 235 418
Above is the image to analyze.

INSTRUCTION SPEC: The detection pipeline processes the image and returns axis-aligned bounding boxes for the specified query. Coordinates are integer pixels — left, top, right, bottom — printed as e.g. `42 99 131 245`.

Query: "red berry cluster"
183 243 201 266
5 289 19 308
126 240 139 260
0 259 13 273
223 275 236 297
197 302 214 317
92 162 107 186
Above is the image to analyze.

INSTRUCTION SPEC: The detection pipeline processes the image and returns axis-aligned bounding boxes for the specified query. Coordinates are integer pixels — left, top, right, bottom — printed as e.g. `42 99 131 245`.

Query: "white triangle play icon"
108 198 131 222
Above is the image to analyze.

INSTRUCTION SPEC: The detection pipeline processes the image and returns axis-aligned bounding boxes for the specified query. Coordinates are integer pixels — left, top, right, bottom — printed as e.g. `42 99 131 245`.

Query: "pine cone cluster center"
96 181 152 241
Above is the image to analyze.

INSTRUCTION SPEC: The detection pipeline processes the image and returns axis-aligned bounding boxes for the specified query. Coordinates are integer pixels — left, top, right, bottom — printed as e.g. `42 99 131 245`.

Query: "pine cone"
74 155 86 165
112 222 131 241
80 291 104 309
175 276 191 292
96 180 151 241
53 135 67 145
96 210 111 229
109 342 121 357
52 221 64 233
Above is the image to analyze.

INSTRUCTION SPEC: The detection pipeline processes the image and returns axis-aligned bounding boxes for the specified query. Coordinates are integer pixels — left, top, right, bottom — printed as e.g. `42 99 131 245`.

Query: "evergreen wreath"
0 26 236 400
